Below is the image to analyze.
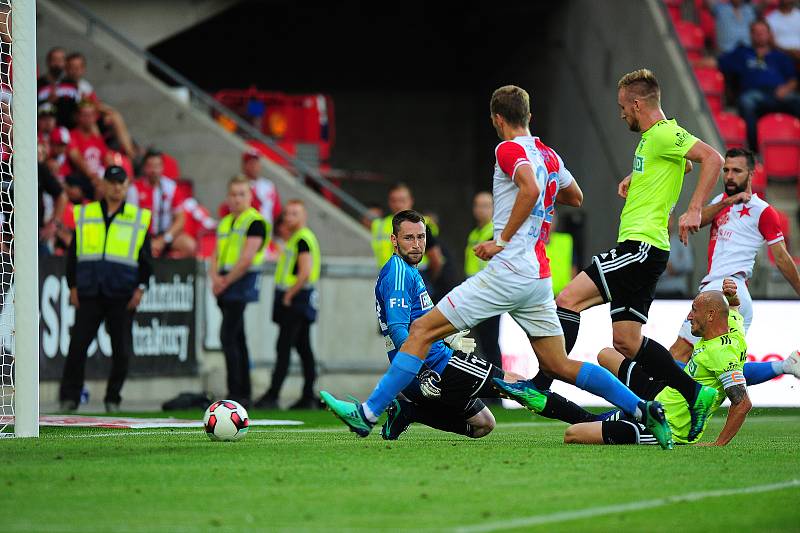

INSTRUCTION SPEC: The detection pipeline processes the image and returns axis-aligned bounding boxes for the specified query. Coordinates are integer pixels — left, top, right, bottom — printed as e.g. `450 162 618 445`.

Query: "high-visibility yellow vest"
464 222 494 276
74 201 151 296
371 214 430 270
425 215 440 238
216 207 269 273
275 226 321 289
545 231 574 296
371 215 394 269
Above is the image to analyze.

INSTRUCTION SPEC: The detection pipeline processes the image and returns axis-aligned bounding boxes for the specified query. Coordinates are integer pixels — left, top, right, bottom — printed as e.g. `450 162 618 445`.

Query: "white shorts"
436 263 563 338
678 276 753 345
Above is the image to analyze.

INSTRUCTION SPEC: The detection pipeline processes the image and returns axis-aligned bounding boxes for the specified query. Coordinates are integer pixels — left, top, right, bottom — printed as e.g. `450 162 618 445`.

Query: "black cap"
104 165 128 183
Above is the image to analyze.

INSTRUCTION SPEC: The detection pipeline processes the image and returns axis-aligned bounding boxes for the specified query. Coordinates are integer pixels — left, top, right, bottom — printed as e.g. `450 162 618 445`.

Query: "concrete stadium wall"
37 0 371 258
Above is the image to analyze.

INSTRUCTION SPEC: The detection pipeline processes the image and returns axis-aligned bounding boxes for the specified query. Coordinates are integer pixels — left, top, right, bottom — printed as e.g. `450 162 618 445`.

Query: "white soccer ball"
203 400 250 441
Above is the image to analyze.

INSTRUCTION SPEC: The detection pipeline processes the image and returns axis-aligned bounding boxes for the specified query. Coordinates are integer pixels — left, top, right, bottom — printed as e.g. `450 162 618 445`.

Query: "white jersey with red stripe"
491 136 552 279
531 137 576 278
703 193 784 284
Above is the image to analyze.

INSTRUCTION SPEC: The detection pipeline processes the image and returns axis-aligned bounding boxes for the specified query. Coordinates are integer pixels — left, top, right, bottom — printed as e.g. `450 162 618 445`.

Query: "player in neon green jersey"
563 278 751 446
531 68 725 442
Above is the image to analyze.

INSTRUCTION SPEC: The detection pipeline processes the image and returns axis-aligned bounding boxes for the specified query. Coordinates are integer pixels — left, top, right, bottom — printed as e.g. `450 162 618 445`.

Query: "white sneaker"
782 351 800 379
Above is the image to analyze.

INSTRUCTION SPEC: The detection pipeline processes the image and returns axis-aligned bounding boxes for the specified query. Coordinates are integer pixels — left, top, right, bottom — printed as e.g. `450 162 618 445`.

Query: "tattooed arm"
699 383 751 446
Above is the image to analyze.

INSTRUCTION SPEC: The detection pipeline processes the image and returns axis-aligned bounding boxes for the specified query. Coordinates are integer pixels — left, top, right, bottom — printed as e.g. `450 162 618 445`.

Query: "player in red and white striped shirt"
670 148 800 362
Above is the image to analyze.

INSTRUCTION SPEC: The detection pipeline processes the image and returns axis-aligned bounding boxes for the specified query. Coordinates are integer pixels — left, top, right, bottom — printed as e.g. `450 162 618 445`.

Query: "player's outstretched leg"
319 391 374 437
322 308 457 437
533 335 673 449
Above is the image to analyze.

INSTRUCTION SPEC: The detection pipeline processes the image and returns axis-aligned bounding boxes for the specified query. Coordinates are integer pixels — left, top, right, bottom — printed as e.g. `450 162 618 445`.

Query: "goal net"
1 0 39 438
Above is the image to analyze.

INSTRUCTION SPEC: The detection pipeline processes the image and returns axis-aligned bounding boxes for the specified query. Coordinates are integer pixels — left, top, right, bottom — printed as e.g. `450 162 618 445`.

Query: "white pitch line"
454 478 800 533
49 415 800 439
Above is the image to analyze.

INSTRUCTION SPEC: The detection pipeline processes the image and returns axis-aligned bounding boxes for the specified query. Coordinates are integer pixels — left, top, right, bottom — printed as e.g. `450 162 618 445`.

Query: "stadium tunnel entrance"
148 1 564 272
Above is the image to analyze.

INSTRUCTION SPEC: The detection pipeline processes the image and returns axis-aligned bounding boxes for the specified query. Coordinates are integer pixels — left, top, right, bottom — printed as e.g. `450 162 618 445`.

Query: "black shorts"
403 351 503 419
600 359 667 445
584 240 669 324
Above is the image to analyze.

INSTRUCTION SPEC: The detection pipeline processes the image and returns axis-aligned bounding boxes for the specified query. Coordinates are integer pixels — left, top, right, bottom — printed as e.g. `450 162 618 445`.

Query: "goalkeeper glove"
443 330 477 354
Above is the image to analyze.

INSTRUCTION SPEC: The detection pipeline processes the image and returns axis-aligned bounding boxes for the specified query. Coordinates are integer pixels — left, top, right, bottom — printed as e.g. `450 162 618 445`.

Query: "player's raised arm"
769 240 800 297
679 140 724 245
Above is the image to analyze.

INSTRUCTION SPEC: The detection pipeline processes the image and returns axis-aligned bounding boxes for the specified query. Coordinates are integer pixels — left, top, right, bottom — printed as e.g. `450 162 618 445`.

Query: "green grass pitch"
5 408 800 532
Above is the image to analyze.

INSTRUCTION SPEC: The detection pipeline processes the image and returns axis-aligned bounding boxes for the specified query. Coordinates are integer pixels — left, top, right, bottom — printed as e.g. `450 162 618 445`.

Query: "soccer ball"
203 400 250 441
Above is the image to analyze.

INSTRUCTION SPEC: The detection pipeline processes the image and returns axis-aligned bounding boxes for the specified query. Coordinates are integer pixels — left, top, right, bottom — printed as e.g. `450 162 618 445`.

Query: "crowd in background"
35 46 284 262
693 0 800 149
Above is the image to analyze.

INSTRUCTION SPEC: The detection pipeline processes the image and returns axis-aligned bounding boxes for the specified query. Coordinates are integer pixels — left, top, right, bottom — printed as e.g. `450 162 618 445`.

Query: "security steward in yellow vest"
256 199 321 410
210 176 268 408
60 166 152 413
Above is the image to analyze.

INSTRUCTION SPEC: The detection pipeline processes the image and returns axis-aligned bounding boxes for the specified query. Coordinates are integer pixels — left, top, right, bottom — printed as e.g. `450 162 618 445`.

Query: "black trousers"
474 314 502 369
267 306 316 400
218 300 251 404
60 295 134 404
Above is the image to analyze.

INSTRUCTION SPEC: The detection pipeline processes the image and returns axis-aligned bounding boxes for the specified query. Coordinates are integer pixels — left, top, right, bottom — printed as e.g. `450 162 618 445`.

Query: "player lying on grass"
563 278 752 446
336 209 604 440
322 85 674 449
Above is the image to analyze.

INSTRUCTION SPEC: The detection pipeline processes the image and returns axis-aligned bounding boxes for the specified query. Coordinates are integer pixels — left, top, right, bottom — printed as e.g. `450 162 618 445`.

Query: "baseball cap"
242 148 261 162
38 102 56 116
50 126 70 146
104 165 128 183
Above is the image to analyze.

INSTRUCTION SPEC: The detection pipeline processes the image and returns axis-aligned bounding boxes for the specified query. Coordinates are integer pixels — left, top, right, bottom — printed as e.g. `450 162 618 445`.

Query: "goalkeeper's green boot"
320 391 374 437
492 378 548 413
688 385 719 442
642 400 674 450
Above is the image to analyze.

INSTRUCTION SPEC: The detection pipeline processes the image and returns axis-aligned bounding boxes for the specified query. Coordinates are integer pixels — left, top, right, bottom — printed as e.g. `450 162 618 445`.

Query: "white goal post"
6 0 38 438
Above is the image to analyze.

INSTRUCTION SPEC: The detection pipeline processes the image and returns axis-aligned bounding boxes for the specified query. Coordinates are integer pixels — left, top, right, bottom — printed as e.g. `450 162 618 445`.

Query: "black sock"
635 336 700 404
531 371 554 390
556 307 581 354
539 390 598 424
409 402 474 437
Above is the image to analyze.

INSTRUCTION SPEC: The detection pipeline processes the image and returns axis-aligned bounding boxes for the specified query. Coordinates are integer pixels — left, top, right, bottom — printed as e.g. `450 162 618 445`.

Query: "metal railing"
59 0 371 220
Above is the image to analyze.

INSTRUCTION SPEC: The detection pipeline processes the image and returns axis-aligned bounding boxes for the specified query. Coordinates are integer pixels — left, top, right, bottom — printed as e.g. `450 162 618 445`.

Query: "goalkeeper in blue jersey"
323 209 601 439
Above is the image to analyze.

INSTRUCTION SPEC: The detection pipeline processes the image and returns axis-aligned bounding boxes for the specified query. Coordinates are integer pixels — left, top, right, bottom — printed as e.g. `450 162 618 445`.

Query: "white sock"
361 403 378 423
773 360 785 375
634 404 644 422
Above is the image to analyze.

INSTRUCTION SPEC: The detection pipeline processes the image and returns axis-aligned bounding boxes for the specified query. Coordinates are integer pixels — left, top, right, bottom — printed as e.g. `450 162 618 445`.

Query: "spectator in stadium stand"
37 102 57 149
708 0 758 53
655 216 694 299
54 174 94 253
256 200 321 410
127 150 196 258
210 176 269 409
65 52 97 102
68 99 113 194
36 46 79 129
96 101 136 161
38 151 67 257
371 183 443 290
47 126 72 179
220 149 282 234
715 20 800 149
766 0 800 61
59 165 153 413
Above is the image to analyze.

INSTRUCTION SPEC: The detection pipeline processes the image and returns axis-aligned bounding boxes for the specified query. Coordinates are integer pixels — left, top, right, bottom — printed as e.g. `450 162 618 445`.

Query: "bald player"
564 278 751 446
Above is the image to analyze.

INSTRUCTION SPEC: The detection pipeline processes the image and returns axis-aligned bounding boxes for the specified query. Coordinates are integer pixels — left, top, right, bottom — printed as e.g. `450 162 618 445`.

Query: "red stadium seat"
674 21 705 61
757 113 800 181
664 0 683 23
752 162 767 198
714 112 746 149
699 8 716 49
694 67 724 114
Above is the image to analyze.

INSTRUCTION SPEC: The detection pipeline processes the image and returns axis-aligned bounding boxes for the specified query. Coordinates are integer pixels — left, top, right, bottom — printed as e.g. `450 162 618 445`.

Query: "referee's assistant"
59 166 152 413
210 176 268 408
